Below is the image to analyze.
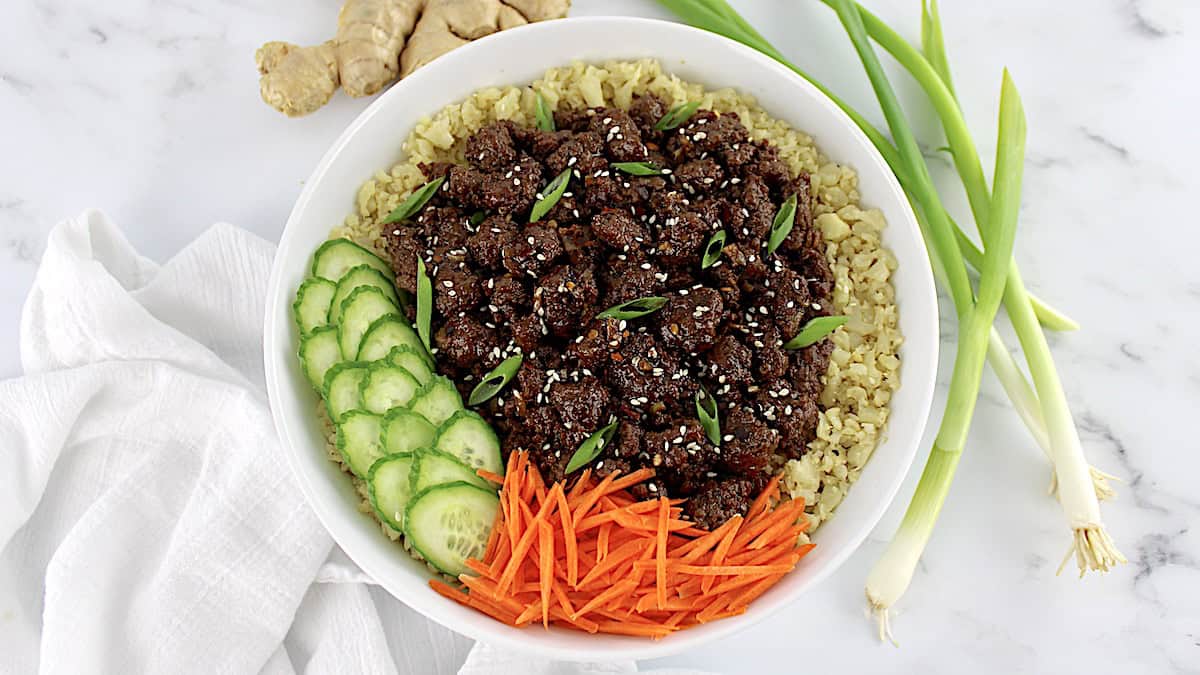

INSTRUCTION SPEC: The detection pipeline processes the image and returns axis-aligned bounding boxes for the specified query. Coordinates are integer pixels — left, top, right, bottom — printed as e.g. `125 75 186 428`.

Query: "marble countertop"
2 0 1197 672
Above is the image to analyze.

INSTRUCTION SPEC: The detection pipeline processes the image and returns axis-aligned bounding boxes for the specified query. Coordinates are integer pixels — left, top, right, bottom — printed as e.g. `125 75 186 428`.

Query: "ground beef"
383 94 833 527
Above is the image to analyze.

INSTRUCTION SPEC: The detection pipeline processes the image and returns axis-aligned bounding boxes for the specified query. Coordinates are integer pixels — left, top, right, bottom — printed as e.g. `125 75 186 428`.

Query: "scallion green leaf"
784 315 848 350
695 386 720 445
469 210 487 226
701 230 727 269
416 258 432 352
565 419 618 474
766 193 797 254
654 101 701 131
529 168 571 223
383 177 445 224
468 354 523 406
612 162 669 177
596 296 668 320
535 91 556 132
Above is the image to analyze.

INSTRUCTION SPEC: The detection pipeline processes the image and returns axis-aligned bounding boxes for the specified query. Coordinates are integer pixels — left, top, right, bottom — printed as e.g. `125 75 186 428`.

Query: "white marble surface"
2 0 1198 672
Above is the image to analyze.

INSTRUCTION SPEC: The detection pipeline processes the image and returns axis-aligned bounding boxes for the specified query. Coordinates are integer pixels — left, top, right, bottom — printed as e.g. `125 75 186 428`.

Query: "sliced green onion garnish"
695 385 720 445
535 91 556 132
612 162 669 177
766 193 797 254
654 101 701 131
416 257 432 352
469 210 487 226
596 296 667 320
701 230 727 269
784 315 849 350
468 354 523 406
383 177 445 224
529 168 571 223
565 419 618 474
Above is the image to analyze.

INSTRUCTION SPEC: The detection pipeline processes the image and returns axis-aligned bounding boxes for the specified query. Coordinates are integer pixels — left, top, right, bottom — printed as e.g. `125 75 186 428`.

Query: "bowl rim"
264 15 938 661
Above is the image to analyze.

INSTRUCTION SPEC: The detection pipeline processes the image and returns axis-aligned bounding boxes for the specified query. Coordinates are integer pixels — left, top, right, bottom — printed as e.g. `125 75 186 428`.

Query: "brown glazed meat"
384 96 834 529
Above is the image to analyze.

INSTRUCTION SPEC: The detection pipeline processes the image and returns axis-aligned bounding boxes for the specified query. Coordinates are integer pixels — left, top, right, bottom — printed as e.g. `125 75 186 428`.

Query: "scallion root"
868 599 898 646
1047 465 1120 502
1057 526 1127 577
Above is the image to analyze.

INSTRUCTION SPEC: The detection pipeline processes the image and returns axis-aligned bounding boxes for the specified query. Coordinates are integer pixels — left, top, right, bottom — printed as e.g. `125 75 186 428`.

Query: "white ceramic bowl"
265 16 938 661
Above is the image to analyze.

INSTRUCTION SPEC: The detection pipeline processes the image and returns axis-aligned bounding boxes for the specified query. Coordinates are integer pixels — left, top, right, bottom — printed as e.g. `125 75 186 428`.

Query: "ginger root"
257 0 571 117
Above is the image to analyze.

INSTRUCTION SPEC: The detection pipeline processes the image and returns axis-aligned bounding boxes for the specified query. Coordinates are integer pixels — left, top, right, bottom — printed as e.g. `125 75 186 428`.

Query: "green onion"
695 386 720 445
469 210 487 226
596 296 667 320
565 419 618 474
383 177 444 224
529 168 571 223
766 193 797 255
612 162 669 177
415 257 432 352
654 101 701 131
468 355 523 406
701 230 726 269
535 91 556 132
783 315 848 350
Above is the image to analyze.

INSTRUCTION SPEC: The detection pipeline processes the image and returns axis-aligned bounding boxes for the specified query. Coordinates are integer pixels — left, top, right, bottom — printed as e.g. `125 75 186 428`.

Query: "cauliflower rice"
327 59 902 535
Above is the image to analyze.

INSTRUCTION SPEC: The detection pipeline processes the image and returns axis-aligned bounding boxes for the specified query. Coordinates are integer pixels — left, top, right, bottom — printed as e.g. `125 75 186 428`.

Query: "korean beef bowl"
264 17 938 661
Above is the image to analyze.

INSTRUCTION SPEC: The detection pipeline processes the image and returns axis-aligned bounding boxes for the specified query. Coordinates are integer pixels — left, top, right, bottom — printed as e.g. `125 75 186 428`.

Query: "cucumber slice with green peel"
386 346 434 386
361 363 421 415
294 277 337 334
357 315 427 363
312 238 391 282
433 410 502 475
368 453 415 532
338 287 399 359
404 482 499 577
411 447 491 493
323 361 370 421
409 377 464 427
382 408 437 455
329 265 399 324
298 325 341 390
336 410 384 478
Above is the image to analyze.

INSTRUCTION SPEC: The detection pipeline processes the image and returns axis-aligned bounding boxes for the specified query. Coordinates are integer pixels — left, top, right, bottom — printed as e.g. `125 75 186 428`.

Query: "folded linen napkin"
0 211 710 675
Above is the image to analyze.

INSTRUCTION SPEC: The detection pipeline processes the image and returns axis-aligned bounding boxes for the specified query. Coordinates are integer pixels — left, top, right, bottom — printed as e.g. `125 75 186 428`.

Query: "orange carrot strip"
486 528 513 577
464 558 494 579
430 579 469 605
599 521 615 563
701 514 742 593
571 579 638 619
482 506 503 561
566 469 593 501
496 496 555 594
538 519 554 628
635 562 796 576
592 620 674 638
672 515 741 561
747 512 805 551
577 538 646 589
746 474 782 521
727 572 788 610
476 468 505 484
570 471 619 526
655 497 669 610
551 487 579 588
732 501 803 550
602 468 657 494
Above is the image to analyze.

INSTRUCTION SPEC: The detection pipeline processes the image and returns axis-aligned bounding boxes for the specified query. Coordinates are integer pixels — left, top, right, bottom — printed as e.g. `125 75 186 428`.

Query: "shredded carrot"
476 468 505 484
441 452 814 640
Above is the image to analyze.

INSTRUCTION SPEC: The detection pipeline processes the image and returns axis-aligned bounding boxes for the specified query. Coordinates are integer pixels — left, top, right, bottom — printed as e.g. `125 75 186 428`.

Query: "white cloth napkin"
0 211 711 675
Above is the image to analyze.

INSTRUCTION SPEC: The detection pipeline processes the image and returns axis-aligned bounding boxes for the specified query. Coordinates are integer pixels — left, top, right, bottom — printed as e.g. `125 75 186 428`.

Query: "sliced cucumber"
368 453 415 532
361 363 421 415
294 277 337 334
357 315 426 363
387 346 434 386
298 325 341 390
433 410 503 475
338 287 399 359
323 361 370 422
382 408 437 455
409 376 464 427
312 238 391 282
336 410 384 478
330 265 399 324
411 447 490 493
405 482 499 577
